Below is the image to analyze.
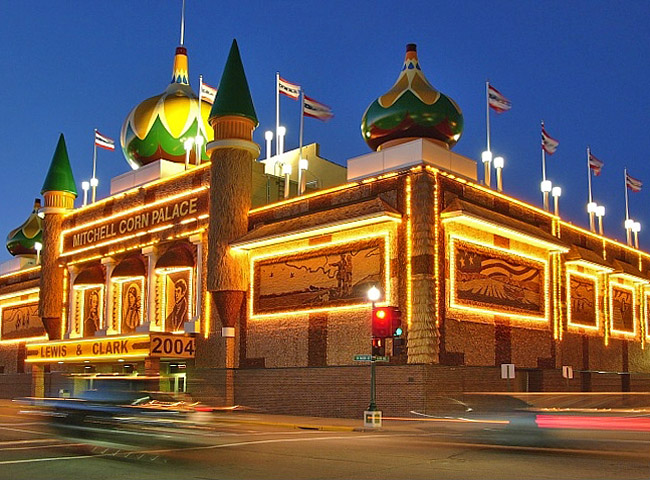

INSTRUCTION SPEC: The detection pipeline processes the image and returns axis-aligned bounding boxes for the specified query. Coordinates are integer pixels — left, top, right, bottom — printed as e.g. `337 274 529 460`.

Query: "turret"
38 134 77 340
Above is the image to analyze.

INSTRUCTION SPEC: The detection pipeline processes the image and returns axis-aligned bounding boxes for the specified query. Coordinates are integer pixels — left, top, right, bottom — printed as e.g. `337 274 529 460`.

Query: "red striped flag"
303 95 333 121
278 76 301 100
626 172 642 192
588 152 604 176
200 82 217 104
488 85 511 113
541 127 559 155
95 130 115 151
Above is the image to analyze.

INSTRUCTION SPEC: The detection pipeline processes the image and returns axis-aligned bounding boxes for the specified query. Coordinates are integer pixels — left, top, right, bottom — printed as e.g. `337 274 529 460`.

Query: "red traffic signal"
372 306 402 338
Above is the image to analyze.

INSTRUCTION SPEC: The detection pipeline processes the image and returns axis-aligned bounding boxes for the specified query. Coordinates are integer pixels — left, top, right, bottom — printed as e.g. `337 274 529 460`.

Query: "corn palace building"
1 40 649 418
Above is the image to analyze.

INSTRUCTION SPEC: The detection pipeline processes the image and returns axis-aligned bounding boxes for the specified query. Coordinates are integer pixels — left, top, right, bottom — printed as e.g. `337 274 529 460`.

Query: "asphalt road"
1 402 649 480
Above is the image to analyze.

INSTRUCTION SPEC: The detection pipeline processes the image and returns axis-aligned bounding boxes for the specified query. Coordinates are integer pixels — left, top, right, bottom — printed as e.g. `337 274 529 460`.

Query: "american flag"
95 130 115 151
588 152 604 176
626 172 642 192
541 127 559 155
487 85 512 113
278 76 301 100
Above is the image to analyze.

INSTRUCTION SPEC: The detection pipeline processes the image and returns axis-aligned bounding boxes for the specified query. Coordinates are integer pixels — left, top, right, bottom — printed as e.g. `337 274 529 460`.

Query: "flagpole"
587 147 595 232
180 0 185 45
196 74 204 165
298 90 305 195
92 129 98 204
275 72 280 156
486 81 491 154
625 168 630 220
541 121 549 211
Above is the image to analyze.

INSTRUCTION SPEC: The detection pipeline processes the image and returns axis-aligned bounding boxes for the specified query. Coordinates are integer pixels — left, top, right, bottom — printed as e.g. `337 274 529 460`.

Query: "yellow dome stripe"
132 95 162 139
162 95 192 138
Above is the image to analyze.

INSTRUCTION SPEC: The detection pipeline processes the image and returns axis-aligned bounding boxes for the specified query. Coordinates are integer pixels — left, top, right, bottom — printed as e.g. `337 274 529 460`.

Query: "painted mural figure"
84 290 100 337
166 278 188 331
122 284 141 333
334 253 353 298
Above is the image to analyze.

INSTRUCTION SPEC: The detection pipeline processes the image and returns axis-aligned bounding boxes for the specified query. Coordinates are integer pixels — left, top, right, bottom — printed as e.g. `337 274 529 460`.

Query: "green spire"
41 134 78 196
209 39 258 126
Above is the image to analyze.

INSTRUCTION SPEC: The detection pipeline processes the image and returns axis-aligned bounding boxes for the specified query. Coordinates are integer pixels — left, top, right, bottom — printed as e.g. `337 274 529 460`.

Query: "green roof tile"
41 134 78 196
209 39 258 126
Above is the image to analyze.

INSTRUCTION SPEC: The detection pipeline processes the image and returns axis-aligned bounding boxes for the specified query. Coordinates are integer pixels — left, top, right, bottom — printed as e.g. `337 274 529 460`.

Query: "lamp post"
277 126 286 155
552 186 562 216
282 163 292 199
34 241 42 265
183 137 194 170
90 177 99 203
632 221 641 249
540 180 552 211
595 205 605 236
264 131 273 161
194 134 205 166
367 286 381 412
81 181 90 207
624 218 635 247
481 150 492 188
493 156 504 192
587 202 598 232
298 158 308 195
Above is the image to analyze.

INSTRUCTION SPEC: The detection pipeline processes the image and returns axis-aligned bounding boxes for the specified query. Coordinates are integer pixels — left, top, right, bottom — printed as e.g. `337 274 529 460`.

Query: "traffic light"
372 306 402 338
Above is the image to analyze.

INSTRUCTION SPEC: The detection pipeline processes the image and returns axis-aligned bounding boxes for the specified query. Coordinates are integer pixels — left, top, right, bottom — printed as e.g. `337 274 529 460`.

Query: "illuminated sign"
25 333 196 363
61 188 208 255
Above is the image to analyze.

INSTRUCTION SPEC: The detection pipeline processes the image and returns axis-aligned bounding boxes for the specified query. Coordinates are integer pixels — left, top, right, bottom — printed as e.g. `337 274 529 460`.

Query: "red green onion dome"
6 199 43 257
120 46 214 170
361 44 463 151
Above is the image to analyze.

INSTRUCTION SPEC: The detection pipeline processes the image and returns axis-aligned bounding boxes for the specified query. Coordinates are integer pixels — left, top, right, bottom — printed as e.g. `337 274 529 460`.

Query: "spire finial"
180 0 186 46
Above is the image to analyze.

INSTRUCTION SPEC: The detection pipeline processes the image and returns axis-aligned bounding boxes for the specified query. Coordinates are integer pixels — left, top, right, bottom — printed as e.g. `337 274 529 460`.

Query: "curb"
208 416 360 432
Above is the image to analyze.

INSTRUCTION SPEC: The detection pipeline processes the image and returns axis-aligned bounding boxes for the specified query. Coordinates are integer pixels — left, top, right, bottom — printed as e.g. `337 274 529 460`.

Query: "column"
189 234 204 332
100 257 116 335
141 246 158 331
66 266 79 338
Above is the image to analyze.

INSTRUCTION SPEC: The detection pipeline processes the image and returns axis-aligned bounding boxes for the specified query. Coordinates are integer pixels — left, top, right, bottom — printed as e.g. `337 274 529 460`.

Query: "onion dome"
120 46 214 170
361 44 463 151
6 199 43 257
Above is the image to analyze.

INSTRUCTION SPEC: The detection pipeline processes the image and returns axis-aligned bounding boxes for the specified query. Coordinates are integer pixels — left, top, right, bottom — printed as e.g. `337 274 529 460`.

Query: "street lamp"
282 163 292 199
540 180 552 211
264 130 273 160
183 137 195 170
34 241 42 265
367 285 381 414
81 181 90 207
595 205 605 236
493 156 504 192
551 186 562 216
587 201 598 232
298 158 309 195
624 218 635 246
481 150 492 188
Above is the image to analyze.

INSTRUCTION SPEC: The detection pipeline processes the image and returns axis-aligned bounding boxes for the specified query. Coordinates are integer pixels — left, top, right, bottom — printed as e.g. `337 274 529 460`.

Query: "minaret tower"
206 40 259 401
38 134 77 340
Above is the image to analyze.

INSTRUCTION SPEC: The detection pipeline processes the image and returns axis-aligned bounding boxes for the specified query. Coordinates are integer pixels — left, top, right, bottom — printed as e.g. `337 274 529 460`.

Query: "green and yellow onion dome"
6 199 43 257
120 46 214 170
361 44 463 151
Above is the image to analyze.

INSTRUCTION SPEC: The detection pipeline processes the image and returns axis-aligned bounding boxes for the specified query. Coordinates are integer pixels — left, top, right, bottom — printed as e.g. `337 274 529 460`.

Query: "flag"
303 95 333 121
95 130 115 151
626 172 642 192
541 127 559 155
588 152 604 176
200 82 217 104
488 85 512 113
278 76 301 100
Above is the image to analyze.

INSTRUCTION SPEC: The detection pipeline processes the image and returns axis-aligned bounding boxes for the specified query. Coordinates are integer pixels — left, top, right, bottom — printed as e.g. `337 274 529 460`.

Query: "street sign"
501 363 515 379
562 365 574 379
354 354 373 361
373 356 390 362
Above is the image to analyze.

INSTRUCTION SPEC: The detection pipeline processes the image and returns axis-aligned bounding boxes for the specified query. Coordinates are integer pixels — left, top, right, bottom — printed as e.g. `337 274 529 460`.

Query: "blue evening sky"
1 1 649 260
